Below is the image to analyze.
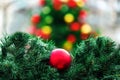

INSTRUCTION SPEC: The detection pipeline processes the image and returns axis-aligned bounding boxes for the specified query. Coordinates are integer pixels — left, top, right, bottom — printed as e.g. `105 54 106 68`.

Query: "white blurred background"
86 0 120 43
0 0 120 43
0 0 40 36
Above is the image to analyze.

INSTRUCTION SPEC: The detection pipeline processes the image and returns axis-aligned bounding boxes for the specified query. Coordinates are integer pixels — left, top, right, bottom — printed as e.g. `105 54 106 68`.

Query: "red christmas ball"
50 48 72 70
67 34 76 43
79 10 87 22
80 33 89 40
41 34 50 40
35 29 42 36
28 26 37 34
39 0 46 6
67 0 77 8
70 22 81 31
53 0 62 10
31 14 40 24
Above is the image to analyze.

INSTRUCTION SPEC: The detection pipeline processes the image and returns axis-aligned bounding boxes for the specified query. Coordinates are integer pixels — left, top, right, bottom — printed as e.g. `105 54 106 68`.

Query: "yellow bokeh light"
81 24 92 34
64 13 74 23
42 26 52 35
63 41 73 51
75 0 85 7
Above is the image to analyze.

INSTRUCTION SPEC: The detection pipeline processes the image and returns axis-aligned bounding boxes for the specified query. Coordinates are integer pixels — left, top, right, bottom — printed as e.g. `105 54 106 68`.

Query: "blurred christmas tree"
0 32 120 80
28 0 97 51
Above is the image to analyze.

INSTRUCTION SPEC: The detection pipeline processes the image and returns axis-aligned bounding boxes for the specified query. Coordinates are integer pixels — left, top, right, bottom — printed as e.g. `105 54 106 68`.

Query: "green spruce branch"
0 32 120 80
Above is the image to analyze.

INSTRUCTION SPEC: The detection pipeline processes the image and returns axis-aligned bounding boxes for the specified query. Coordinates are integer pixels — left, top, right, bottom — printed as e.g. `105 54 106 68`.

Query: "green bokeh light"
45 16 53 24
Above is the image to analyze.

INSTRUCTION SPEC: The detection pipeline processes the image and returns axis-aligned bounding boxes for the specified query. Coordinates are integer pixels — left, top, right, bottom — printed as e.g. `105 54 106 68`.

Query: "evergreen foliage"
0 32 59 80
68 37 120 80
0 32 120 80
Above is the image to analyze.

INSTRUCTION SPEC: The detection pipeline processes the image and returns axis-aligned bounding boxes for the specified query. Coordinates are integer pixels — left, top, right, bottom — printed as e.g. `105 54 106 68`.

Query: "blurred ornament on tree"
31 14 40 25
79 10 87 22
45 16 53 24
42 6 51 14
67 0 77 8
41 26 52 35
75 0 85 7
35 29 50 40
28 26 37 34
53 0 62 10
64 13 74 23
63 41 73 51
35 29 42 36
70 22 81 31
81 33 89 40
67 34 76 43
81 24 92 34
39 0 46 6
